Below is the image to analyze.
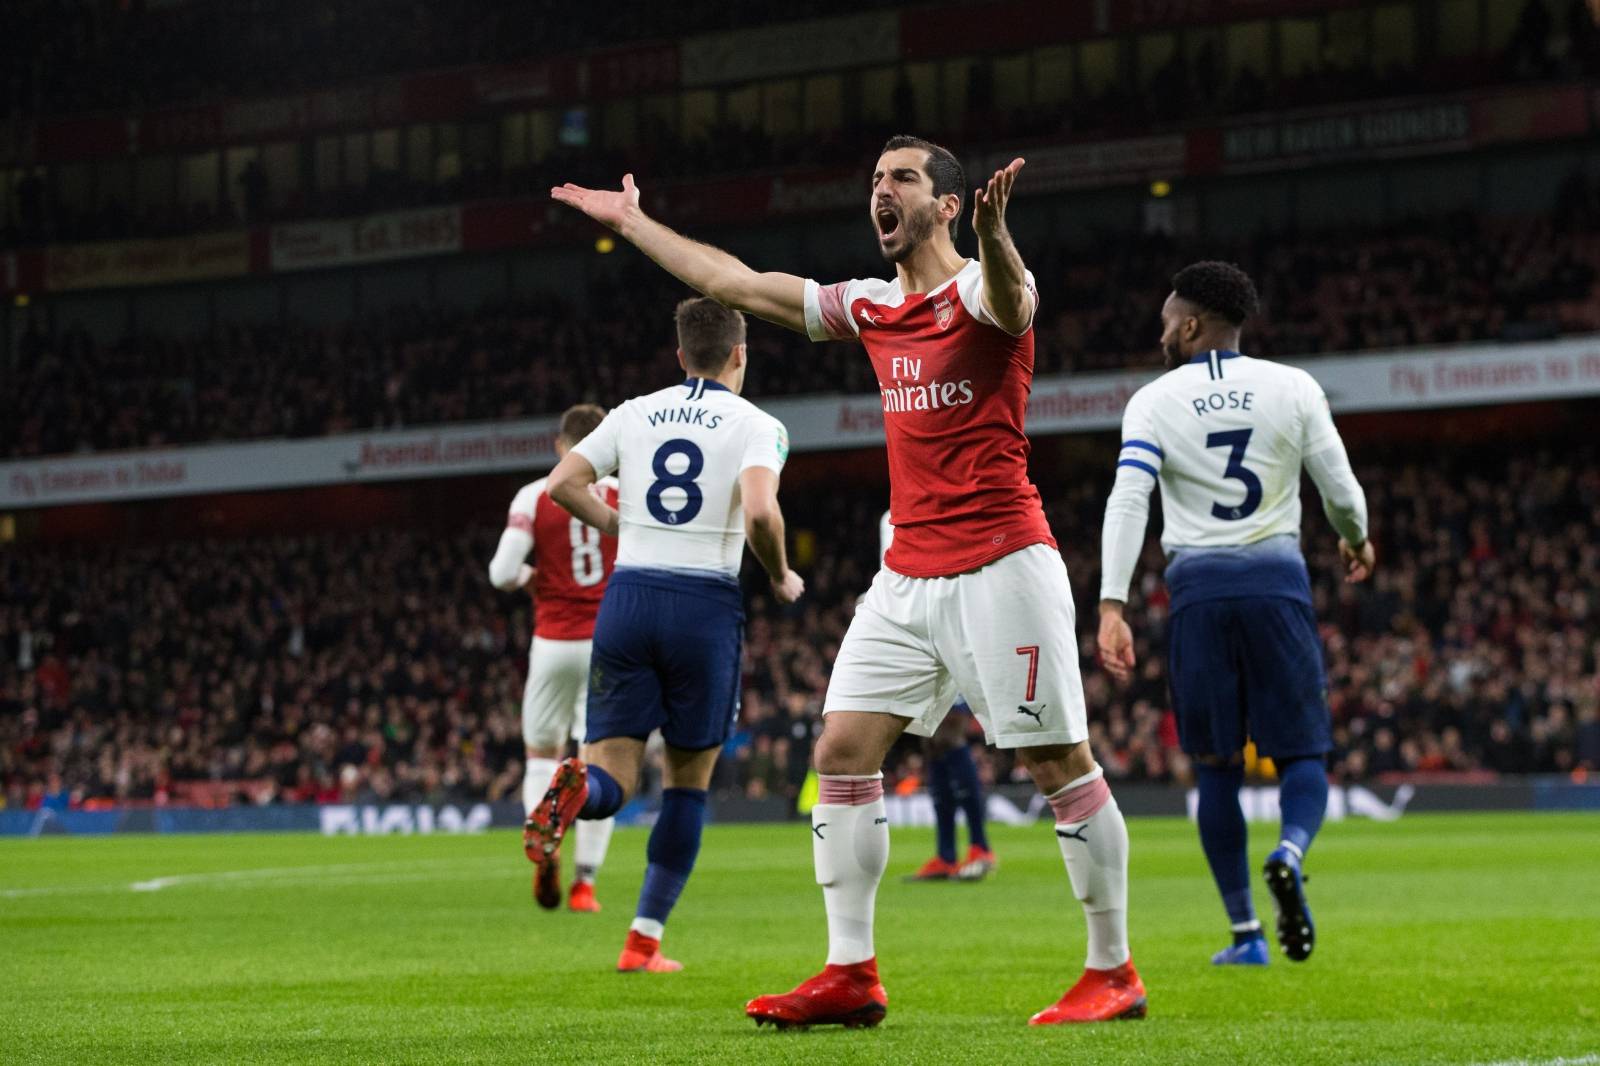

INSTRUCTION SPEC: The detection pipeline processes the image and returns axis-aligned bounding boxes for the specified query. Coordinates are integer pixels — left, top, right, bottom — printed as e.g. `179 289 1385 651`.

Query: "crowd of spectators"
7 189 1599 460
5 1 1597 248
2 441 1597 813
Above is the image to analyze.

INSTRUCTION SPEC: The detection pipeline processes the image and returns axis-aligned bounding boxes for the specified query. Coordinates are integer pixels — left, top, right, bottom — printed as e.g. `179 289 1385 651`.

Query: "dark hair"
881 135 965 238
674 297 747 374
559 403 606 445
1171 261 1260 326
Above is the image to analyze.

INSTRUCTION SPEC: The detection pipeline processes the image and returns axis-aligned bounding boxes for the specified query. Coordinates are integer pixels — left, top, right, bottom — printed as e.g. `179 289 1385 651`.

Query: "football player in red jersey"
488 403 618 913
551 136 1143 1027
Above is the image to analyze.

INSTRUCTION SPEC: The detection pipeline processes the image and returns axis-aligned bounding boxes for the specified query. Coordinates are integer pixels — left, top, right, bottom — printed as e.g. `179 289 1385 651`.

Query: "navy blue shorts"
585 568 744 751
1166 596 1330 760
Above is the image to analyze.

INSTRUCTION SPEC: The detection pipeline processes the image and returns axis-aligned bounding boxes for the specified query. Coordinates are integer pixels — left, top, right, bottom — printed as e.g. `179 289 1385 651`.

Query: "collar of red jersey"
1188 349 1243 364
682 377 731 397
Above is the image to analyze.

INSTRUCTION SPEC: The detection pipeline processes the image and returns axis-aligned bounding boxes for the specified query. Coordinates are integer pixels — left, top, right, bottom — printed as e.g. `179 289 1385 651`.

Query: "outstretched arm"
552 174 808 333
971 158 1034 336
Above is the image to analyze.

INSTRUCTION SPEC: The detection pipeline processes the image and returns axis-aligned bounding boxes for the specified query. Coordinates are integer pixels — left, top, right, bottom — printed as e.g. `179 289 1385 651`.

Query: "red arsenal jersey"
805 259 1055 578
505 476 619 639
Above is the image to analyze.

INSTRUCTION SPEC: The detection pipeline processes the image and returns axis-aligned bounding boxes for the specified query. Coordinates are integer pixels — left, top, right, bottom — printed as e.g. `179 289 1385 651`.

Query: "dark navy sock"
942 745 989 851
581 765 625 820
927 751 958 863
1277 756 1329 860
1196 762 1256 930
636 787 708 925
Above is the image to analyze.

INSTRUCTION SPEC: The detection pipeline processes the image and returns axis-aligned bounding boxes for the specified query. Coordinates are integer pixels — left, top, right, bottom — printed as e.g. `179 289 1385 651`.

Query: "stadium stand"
5 187 1599 459
4 443 1597 811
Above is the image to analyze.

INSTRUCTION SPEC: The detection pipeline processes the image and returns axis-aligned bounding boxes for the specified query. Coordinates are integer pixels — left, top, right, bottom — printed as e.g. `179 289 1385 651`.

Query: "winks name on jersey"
803 259 1055 579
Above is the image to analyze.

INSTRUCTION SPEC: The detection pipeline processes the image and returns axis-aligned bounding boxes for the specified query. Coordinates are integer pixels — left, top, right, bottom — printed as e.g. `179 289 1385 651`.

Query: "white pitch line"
2 856 508 899
1469 1056 1600 1066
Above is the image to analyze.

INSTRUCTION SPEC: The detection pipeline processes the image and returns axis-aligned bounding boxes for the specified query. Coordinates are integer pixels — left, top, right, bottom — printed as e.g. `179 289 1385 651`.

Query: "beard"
1162 338 1185 369
878 201 941 264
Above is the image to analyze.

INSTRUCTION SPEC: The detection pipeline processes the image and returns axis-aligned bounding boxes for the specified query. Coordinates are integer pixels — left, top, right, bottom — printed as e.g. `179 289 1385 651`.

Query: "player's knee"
813 727 883 776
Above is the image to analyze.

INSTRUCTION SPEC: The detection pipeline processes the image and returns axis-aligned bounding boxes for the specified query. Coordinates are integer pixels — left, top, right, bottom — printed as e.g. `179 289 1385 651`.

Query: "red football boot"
956 844 998 881
1029 960 1148 1024
568 880 601 913
523 758 588 911
902 856 959 882
616 930 682 973
745 959 888 1030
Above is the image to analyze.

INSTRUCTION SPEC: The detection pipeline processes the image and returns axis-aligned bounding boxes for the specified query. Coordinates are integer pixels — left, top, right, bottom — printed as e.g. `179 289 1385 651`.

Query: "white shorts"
522 637 593 750
824 544 1087 750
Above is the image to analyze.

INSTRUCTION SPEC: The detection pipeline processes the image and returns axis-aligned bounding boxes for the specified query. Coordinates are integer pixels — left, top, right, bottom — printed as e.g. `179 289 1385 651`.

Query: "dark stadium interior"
3 0 1599 814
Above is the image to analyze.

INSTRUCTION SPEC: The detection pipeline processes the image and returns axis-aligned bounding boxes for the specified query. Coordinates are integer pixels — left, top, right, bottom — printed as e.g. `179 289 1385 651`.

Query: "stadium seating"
4 448 1596 811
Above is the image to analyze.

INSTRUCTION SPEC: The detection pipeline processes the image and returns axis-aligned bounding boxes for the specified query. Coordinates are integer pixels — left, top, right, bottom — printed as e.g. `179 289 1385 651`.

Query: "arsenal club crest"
933 293 954 330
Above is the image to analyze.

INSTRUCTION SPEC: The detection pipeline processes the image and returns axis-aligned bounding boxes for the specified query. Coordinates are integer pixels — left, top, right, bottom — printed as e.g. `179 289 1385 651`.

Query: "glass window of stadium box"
603 99 638 150
856 67 898 124
314 136 341 193
434 123 462 183
803 75 842 134
134 156 176 225
55 163 94 223
180 152 220 218
223 148 258 221
261 142 299 212
1278 17 1321 77
528 111 555 163
1372 4 1417 68
992 54 1030 113
1325 9 1372 70
902 62 938 131
504 111 533 170
1031 46 1074 107
1136 32 1178 87
1224 20 1271 81
1437 0 1483 58
405 125 433 185
682 90 718 140
1078 38 1121 94
97 158 133 229
763 80 801 139
372 129 401 175
640 94 679 139
1484 0 1525 50
938 58 974 129
725 83 761 132
343 133 370 191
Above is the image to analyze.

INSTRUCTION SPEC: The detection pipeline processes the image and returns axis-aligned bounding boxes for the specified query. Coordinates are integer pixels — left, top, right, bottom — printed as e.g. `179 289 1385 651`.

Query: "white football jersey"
1115 350 1342 550
571 377 789 577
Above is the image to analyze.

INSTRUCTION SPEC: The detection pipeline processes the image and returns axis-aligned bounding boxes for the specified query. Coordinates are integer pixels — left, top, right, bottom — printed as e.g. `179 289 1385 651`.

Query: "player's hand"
972 157 1024 240
550 173 641 231
1097 603 1136 685
1339 538 1376 583
771 569 804 604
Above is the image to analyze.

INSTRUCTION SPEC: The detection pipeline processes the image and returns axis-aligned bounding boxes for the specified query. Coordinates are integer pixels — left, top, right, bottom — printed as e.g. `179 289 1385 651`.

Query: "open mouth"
875 207 900 240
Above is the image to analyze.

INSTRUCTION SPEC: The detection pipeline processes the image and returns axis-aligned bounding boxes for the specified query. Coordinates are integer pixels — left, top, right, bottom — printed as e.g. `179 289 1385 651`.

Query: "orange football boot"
745 959 888 1029
1028 960 1148 1024
568 880 601 913
902 856 960 882
523 758 588 911
616 930 682 973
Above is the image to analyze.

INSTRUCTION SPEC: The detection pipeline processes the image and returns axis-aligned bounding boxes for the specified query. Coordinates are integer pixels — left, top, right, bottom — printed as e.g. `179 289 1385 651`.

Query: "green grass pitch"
2 812 1597 1065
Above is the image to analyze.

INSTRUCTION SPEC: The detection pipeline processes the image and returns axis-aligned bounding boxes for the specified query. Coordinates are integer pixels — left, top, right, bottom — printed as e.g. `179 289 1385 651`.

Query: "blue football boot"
1211 935 1271 966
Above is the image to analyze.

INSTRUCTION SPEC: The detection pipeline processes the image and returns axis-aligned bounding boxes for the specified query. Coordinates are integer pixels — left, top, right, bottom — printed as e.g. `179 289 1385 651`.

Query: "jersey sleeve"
505 482 542 538
803 279 864 343
966 266 1040 337
570 406 624 478
739 415 790 475
1114 389 1164 480
1298 372 1341 457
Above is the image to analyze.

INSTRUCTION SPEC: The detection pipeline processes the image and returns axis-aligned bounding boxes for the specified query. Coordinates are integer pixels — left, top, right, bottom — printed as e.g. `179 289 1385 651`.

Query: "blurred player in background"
525 298 803 974
552 136 1144 1027
487 403 617 913
878 512 997 884
1097 261 1375 965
